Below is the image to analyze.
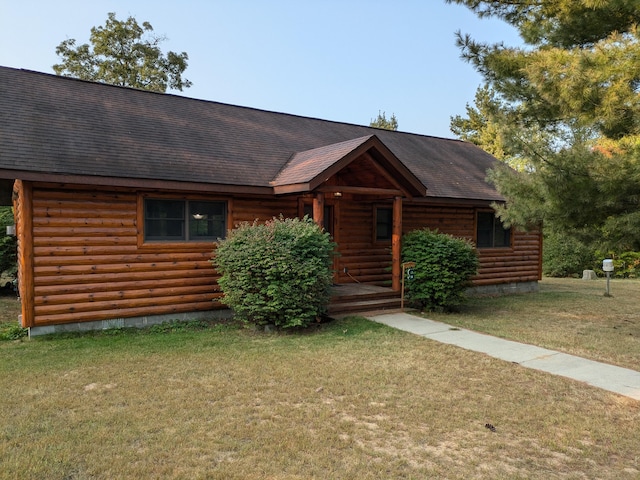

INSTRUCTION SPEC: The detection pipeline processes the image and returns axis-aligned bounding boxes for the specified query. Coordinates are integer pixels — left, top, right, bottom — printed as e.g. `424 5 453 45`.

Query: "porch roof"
270 135 427 197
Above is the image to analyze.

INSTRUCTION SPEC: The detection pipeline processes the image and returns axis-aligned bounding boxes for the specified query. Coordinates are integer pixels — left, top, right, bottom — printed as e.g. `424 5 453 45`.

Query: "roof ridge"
1 66 465 142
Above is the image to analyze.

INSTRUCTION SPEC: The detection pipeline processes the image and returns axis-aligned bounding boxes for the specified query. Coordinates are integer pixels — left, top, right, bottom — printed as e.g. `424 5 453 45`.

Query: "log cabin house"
0 67 542 335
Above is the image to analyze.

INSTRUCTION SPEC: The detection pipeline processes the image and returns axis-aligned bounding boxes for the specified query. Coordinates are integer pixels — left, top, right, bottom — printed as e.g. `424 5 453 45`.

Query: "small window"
376 207 393 241
477 211 511 248
144 199 226 242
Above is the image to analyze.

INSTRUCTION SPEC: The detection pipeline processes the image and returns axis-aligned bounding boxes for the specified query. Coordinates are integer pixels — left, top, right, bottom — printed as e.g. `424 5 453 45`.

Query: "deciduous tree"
53 12 191 93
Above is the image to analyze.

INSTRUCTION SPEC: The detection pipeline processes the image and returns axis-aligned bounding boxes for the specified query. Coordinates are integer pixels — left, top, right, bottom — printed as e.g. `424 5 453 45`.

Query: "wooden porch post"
313 192 325 229
392 195 402 291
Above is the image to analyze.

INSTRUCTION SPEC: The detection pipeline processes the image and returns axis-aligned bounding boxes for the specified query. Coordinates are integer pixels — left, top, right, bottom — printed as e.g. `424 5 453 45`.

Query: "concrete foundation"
28 309 234 337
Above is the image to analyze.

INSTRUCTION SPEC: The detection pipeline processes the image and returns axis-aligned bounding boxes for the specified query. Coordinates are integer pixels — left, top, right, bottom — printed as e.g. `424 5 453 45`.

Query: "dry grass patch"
1 316 639 479
423 277 640 370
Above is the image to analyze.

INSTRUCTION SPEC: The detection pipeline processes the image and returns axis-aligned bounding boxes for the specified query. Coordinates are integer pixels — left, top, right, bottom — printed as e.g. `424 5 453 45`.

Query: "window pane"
494 221 511 247
188 201 226 240
145 199 185 241
376 207 393 241
476 212 493 248
477 211 511 248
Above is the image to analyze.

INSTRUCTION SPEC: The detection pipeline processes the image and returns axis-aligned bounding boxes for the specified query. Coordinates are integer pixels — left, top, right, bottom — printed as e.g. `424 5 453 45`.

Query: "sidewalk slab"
372 315 451 336
369 312 640 401
521 352 640 400
425 328 557 364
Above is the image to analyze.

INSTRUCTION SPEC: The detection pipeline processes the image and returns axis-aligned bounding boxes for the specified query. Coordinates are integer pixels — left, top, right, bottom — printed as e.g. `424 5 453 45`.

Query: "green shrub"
543 232 596 277
543 230 640 278
617 251 640 278
401 229 478 312
0 322 27 340
213 216 335 329
595 250 640 278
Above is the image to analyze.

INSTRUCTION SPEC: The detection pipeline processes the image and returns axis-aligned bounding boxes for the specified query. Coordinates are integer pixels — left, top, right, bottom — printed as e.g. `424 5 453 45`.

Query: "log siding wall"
231 197 298 225
16 182 541 327
27 185 224 327
335 200 393 285
403 202 542 285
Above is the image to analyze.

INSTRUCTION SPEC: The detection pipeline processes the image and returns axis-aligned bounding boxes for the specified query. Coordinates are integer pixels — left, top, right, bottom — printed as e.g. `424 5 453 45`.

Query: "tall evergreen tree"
447 0 640 250
370 111 399 131
450 85 508 163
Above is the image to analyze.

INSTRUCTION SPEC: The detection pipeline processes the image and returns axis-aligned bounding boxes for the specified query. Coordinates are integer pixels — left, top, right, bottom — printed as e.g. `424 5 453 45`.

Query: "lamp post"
602 259 614 297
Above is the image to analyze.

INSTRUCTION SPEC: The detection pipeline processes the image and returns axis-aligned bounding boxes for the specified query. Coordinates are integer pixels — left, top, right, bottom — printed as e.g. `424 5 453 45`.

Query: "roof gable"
271 135 426 197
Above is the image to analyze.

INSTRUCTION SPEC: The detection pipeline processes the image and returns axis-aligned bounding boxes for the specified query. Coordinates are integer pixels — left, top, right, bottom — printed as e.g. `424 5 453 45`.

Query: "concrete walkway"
368 312 640 401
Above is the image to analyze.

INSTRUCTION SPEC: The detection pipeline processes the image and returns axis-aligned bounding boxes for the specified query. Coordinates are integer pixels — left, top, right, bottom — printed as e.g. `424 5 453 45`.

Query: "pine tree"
447 0 640 250
370 111 398 131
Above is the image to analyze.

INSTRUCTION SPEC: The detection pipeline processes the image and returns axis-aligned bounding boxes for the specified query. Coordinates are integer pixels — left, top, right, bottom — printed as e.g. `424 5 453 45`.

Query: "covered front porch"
271 134 427 292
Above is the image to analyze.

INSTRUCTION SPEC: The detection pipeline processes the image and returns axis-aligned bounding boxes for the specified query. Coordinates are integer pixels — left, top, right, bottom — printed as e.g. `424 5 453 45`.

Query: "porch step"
328 285 403 316
328 298 403 316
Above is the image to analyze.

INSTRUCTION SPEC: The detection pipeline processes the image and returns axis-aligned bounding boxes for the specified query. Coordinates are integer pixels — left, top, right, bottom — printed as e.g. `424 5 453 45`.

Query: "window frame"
137 194 229 247
475 210 512 249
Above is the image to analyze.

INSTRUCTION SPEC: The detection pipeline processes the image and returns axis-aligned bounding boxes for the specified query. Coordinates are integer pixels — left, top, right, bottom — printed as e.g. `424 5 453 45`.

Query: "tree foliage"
450 85 510 164
53 12 192 93
213 216 335 329
447 0 640 250
0 207 17 276
370 111 399 131
542 231 597 277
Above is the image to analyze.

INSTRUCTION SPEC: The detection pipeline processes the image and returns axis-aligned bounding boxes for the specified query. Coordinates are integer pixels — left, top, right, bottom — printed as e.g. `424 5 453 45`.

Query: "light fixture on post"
602 259 614 297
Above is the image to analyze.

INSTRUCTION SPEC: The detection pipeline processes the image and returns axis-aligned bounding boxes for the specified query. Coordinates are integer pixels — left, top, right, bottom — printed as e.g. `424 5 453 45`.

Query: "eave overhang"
0 169 273 196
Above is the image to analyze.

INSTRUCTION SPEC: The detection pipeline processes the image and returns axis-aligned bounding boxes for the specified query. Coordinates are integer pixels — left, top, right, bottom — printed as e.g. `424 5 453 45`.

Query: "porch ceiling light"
192 213 207 220
333 192 342 197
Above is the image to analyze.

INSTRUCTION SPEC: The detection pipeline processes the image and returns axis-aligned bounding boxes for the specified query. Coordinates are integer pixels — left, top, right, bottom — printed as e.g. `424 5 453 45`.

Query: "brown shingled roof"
273 136 377 187
0 66 504 201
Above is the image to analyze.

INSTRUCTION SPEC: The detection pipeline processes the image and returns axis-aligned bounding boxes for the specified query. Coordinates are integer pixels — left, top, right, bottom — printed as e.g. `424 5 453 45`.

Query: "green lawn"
423 277 640 370
0 279 639 479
